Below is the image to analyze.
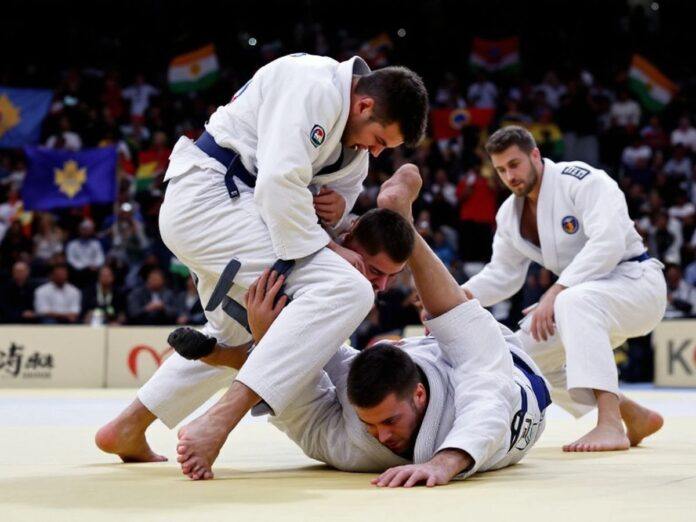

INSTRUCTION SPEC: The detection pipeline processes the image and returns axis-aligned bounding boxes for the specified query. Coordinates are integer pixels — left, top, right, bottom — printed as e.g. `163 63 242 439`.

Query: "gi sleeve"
557 173 629 287
254 78 343 260
464 222 531 307
322 154 369 232
423 300 518 477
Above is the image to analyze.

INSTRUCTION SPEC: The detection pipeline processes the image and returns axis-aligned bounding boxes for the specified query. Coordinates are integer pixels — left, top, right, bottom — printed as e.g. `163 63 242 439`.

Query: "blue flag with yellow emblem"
0 87 53 149
21 146 117 210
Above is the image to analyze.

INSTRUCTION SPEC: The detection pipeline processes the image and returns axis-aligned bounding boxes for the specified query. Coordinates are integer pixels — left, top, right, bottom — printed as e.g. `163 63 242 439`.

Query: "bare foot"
95 418 167 463
620 397 664 446
562 423 630 452
176 413 230 480
377 163 422 221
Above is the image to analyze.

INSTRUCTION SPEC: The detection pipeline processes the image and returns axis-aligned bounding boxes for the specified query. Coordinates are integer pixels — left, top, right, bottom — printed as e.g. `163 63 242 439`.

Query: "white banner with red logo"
105 327 174 387
652 320 696 388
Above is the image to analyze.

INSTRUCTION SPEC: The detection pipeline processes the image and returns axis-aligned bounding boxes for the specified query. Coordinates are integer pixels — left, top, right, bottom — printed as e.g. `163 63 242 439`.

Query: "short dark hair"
485 125 537 156
347 344 421 408
355 66 429 148
352 208 415 263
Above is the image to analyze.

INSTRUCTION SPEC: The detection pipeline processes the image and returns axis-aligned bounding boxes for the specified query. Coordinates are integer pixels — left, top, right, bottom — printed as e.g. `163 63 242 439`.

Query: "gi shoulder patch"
310 124 326 147
561 165 591 180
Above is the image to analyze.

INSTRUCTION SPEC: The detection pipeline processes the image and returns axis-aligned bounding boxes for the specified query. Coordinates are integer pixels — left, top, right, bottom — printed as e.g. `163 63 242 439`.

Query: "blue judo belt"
626 252 650 263
195 130 257 199
509 353 552 450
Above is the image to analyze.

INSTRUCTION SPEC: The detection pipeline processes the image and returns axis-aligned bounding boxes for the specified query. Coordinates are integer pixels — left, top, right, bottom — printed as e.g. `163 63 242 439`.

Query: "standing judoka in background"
95 54 429 476
175 169 550 486
463 126 666 452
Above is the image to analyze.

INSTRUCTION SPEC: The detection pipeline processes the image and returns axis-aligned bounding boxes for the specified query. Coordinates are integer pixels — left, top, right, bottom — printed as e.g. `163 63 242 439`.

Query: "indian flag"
628 54 678 112
168 44 220 93
470 37 520 73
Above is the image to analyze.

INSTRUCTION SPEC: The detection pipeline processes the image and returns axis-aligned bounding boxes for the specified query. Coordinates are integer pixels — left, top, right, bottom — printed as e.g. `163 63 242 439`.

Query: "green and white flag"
628 54 678 112
168 44 220 93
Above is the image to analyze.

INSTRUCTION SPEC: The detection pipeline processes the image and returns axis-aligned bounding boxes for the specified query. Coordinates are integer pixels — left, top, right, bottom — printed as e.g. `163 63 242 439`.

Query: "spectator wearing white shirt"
534 71 567 109
621 135 653 169
467 72 498 109
122 74 159 120
34 264 81 324
664 144 692 179
66 219 104 288
45 116 82 151
610 89 641 129
670 116 696 152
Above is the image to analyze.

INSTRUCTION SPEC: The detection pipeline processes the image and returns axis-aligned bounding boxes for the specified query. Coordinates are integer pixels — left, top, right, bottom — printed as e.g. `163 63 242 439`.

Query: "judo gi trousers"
138 164 374 426
516 259 666 416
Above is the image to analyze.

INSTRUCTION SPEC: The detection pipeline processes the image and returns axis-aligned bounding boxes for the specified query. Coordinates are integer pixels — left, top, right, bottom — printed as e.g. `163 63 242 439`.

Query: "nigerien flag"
168 44 220 93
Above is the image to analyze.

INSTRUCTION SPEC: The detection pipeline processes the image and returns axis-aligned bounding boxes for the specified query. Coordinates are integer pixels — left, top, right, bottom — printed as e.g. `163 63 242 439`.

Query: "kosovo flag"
21 146 117 210
0 87 52 149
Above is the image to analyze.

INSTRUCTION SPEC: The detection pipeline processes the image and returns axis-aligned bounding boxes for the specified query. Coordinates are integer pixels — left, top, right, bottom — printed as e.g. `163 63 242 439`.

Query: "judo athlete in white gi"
463 126 666 452
174 170 550 487
94 54 429 476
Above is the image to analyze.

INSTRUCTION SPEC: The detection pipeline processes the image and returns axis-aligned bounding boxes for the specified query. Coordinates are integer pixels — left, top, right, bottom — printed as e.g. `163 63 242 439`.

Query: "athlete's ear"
413 382 427 408
357 96 375 116
530 147 542 162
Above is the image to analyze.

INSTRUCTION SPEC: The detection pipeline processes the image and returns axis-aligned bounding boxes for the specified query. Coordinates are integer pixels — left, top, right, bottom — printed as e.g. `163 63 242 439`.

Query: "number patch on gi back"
561 165 591 180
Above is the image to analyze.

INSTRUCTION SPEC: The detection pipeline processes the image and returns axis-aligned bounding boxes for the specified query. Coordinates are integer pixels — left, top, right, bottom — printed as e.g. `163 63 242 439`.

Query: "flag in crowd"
469 37 520 73
21 146 117 210
168 44 220 93
430 108 496 140
359 33 393 68
0 87 52 149
628 54 678 112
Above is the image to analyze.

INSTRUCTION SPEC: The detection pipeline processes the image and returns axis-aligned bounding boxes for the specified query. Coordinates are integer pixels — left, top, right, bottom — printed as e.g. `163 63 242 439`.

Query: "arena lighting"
397 28 407 37
248 37 258 46
651 2 659 10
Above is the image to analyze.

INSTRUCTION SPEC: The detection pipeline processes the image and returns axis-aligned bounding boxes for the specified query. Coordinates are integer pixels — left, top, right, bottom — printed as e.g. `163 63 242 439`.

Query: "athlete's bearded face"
353 380 428 456
491 145 542 197
342 97 404 157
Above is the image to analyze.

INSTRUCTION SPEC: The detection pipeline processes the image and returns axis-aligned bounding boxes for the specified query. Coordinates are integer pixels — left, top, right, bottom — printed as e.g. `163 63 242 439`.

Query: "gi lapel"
537 159 560 272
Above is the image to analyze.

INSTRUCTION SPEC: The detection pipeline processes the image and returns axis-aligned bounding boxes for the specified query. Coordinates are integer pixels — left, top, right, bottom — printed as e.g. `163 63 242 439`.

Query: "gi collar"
334 56 371 138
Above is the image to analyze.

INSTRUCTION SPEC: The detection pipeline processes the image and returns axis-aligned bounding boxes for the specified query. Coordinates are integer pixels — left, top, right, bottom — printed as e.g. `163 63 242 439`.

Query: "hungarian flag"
628 54 678 112
430 108 496 140
469 37 520 73
168 44 220 93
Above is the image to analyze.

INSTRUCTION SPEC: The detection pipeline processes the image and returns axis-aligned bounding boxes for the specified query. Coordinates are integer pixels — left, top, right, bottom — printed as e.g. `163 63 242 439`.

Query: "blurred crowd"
1 29 695 365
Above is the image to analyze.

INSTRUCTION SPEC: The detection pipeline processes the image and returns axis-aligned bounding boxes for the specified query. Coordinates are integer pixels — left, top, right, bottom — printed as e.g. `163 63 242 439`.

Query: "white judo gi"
141 54 376 418
144 300 549 478
464 158 667 416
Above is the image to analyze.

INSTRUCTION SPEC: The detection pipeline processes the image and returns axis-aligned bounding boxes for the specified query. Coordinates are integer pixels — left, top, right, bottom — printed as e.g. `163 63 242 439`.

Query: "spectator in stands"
122 73 160 121
534 71 566 109
641 115 669 152
106 202 150 266
671 116 696 152
0 261 36 323
432 229 456 267
82 266 126 325
0 220 32 273
33 212 65 265
644 211 683 265
45 115 83 151
467 71 498 109
66 219 105 288
529 108 564 160
622 134 653 170
610 89 641 129
455 162 496 261
127 268 177 325
663 144 692 180
175 277 205 326
664 264 696 318
34 263 81 324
